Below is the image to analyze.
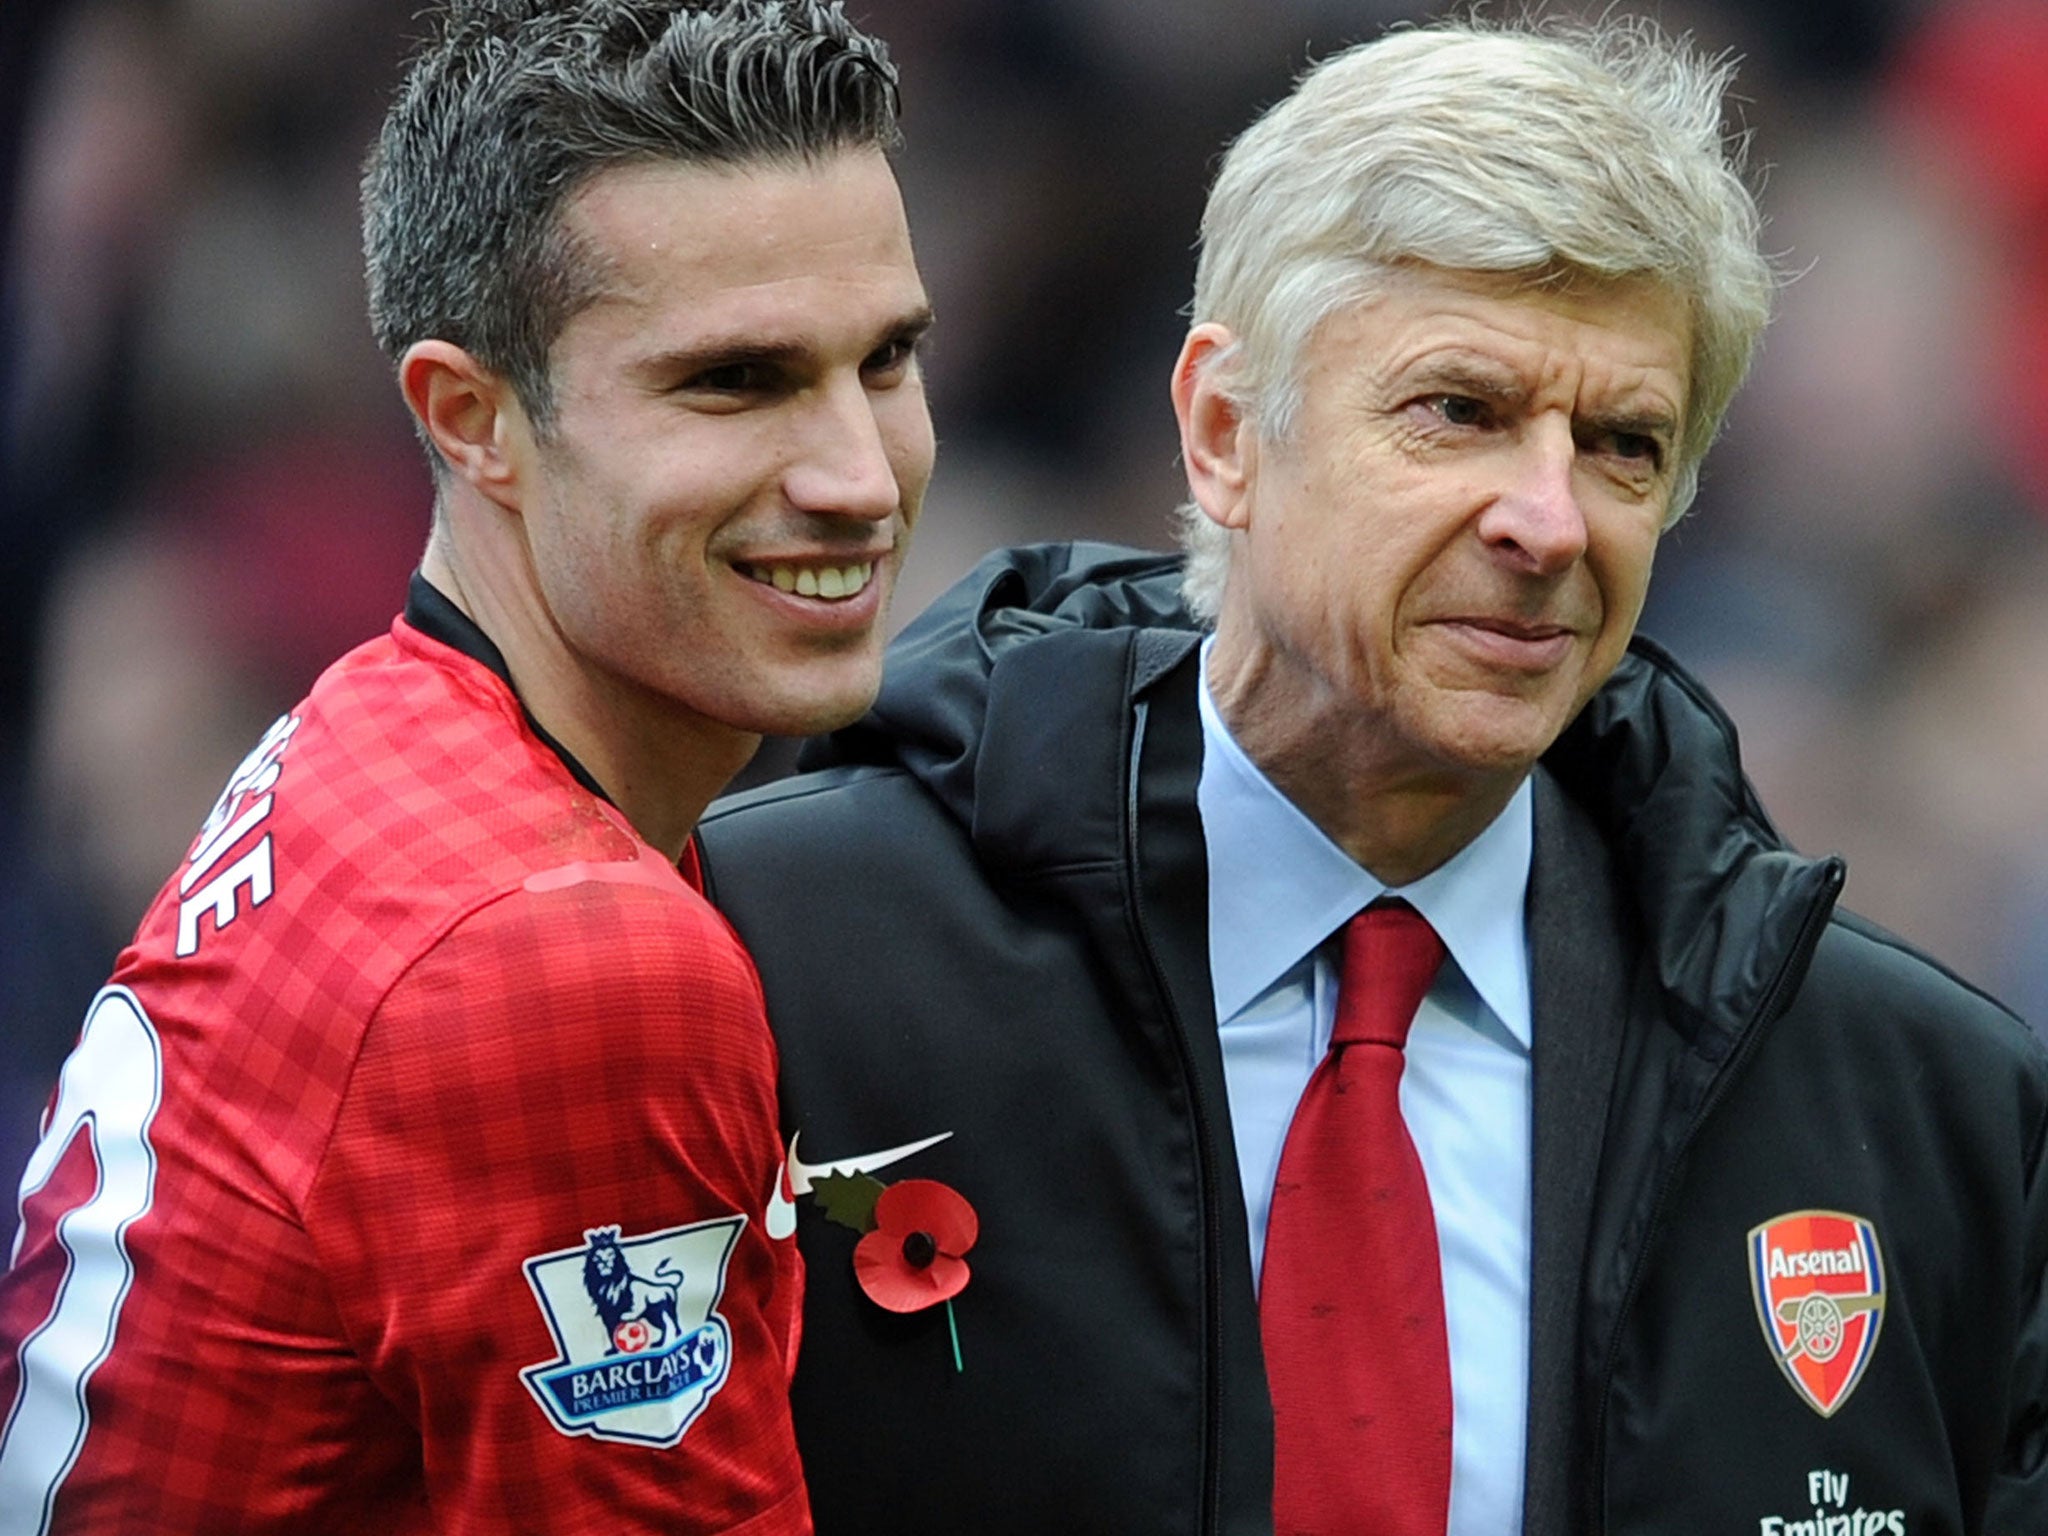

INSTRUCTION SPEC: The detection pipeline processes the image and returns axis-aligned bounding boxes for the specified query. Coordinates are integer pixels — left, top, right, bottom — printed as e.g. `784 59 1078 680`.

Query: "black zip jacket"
698 542 2048 1536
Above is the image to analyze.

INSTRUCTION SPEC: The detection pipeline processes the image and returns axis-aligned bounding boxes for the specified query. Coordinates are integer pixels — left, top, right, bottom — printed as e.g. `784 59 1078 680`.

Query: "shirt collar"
1196 637 1533 1045
404 570 617 808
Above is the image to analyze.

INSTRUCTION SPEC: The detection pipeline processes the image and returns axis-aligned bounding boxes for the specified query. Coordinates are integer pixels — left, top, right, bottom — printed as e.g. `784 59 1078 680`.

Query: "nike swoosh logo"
764 1129 953 1240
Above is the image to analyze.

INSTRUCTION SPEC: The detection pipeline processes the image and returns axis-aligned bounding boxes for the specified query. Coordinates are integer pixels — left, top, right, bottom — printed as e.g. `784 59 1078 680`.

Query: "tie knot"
1333 900 1446 1049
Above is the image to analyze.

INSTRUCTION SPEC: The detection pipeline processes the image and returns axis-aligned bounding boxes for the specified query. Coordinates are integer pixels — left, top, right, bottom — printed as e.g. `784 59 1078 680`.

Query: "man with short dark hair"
0 3 931 1530
699 17 2047 1535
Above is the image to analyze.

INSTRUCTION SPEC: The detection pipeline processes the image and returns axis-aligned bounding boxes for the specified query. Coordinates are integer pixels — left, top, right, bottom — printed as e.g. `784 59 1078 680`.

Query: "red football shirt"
0 599 808 1534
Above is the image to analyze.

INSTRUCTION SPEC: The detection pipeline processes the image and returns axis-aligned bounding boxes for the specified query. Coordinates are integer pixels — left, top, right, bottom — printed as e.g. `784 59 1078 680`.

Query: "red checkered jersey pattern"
0 617 808 1535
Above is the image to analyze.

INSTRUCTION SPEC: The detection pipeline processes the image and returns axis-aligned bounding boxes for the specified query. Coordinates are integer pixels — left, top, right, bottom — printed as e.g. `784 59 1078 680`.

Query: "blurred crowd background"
4 0 2046 1246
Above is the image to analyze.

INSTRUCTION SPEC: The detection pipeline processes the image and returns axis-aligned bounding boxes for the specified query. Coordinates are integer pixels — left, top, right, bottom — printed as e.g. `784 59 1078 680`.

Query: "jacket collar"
816 541 1841 1042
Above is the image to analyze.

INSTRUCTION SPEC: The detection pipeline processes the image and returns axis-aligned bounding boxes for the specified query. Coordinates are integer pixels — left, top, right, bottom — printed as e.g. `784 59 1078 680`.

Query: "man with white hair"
700 17 2047 1536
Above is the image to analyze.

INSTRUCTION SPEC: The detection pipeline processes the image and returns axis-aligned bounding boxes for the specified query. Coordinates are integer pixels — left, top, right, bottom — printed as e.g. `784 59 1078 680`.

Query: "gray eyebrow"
1401 354 1529 405
1402 351 1679 445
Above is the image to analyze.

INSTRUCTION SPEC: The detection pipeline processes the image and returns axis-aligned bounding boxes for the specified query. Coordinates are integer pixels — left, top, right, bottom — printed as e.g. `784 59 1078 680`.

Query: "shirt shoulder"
303 852 797 1532
0 620 805 1532
367 849 775 1110
107 619 681 1207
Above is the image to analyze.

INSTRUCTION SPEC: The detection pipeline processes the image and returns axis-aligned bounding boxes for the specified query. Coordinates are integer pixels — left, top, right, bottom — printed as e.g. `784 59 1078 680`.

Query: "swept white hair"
1177 16 1775 622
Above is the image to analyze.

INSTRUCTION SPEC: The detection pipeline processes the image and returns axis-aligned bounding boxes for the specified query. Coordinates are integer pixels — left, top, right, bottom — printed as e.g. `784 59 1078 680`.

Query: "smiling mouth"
737 560 877 601
1434 616 1580 670
1455 618 1572 642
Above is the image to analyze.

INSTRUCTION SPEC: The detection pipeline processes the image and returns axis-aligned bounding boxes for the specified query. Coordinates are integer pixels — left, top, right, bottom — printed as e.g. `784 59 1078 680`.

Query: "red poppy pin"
814 1171 978 1372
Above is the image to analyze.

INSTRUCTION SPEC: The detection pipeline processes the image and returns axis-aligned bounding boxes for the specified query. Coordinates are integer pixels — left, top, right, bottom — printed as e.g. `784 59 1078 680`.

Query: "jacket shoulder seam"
1823 909 2030 1033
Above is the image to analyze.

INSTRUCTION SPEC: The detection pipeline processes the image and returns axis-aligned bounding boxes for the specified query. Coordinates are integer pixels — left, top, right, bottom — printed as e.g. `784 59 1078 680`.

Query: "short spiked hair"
362 0 902 430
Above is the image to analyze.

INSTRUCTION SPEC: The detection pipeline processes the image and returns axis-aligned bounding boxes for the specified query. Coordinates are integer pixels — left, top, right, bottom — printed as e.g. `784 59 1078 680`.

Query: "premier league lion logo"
520 1215 742 1446
582 1226 683 1354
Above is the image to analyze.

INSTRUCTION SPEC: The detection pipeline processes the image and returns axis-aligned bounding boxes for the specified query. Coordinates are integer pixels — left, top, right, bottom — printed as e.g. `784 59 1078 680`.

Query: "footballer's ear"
399 340 530 506
1171 323 1258 533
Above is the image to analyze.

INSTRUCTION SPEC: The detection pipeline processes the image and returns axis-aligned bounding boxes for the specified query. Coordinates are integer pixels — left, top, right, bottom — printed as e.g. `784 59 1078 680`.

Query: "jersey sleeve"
303 873 808 1535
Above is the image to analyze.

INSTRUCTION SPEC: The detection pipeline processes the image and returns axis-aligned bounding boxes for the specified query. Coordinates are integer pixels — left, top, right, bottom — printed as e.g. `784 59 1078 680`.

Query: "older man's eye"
1593 429 1665 468
1433 395 1489 427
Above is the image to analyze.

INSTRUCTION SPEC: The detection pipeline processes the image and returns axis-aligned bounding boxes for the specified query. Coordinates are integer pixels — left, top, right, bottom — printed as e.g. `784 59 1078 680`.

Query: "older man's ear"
1172 323 1259 535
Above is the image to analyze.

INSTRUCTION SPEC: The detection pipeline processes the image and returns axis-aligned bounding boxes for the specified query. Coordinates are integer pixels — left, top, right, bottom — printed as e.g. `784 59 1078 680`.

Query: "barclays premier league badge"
520 1217 744 1445
1748 1210 1886 1418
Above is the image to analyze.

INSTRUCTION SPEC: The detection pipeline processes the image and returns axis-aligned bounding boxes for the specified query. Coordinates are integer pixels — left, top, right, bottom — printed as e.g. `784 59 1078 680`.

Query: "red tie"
1261 900 1453 1536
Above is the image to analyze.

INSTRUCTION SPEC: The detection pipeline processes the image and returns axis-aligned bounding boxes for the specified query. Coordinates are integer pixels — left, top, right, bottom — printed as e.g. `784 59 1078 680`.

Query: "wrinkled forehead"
1319 262 1694 414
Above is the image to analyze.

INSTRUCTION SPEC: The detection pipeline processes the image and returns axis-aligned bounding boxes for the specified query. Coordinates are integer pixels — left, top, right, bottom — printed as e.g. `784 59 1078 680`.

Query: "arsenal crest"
1748 1209 1886 1417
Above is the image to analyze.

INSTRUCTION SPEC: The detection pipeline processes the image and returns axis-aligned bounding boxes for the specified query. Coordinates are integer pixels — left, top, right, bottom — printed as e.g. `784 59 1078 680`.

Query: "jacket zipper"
1589 856 1846 1528
1124 695 1228 1536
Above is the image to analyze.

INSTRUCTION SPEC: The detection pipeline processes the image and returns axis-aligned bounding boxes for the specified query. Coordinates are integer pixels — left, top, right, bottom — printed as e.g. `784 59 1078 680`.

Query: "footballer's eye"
863 325 930 383
685 361 776 394
864 338 914 374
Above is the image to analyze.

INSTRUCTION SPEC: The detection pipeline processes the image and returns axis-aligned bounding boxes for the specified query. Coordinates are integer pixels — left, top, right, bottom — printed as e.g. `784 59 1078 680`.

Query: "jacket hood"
811 540 1201 835
814 540 1841 1037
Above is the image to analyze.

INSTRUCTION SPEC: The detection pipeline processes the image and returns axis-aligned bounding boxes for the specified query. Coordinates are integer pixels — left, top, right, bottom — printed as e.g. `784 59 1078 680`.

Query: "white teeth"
743 561 875 601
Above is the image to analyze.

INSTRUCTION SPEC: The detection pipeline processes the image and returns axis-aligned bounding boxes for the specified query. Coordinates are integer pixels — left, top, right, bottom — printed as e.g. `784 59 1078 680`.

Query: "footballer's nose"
784 376 905 524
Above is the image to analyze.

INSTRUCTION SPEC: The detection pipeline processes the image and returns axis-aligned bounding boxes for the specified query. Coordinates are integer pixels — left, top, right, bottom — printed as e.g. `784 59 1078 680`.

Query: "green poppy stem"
945 1298 964 1373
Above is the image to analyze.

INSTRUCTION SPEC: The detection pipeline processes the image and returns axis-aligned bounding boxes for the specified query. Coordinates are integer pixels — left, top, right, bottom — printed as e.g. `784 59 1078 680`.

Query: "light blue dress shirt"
1196 644 1533 1536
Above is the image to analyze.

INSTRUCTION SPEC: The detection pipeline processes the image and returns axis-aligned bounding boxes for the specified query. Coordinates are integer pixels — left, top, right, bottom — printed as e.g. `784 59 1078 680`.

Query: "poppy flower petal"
854 1231 972 1313
874 1178 980 1255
